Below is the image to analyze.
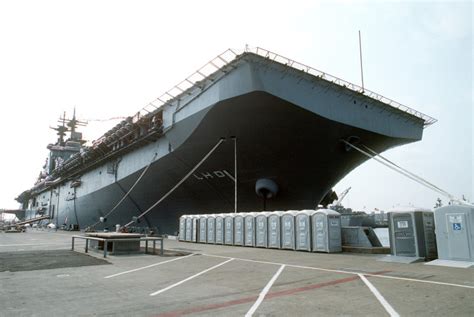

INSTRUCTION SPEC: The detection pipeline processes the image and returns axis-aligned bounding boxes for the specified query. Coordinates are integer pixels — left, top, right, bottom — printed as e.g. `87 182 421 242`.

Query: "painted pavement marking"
105 254 195 279
358 274 399 317
150 258 234 296
245 264 285 317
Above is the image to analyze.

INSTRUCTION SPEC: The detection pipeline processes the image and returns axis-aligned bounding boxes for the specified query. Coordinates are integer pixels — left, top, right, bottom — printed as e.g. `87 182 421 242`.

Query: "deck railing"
130 46 437 127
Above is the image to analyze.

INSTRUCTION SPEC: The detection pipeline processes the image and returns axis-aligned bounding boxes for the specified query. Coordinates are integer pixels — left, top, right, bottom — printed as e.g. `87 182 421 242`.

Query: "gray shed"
256 212 271 248
215 214 225 244
268 212 284 249
295 210 316 251
224 214 235 245
312 209 342 253
207 215 216 244
434 205 474 262
234 213 245 246
281 211 297 250
244 212 258 247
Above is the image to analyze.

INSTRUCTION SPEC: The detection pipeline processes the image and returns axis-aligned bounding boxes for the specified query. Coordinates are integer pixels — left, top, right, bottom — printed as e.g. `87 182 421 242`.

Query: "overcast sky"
0 0 471 211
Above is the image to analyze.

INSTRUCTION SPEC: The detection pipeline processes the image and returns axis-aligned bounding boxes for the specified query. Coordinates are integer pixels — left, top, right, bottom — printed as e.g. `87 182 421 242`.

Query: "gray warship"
16 47 436 234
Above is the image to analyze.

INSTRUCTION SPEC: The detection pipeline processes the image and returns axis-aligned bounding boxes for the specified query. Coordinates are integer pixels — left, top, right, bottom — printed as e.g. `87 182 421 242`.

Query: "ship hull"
31 91 415 234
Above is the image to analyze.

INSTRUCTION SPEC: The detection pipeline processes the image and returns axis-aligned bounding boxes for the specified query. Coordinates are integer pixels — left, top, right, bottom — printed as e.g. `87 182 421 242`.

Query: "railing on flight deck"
130 46 437 127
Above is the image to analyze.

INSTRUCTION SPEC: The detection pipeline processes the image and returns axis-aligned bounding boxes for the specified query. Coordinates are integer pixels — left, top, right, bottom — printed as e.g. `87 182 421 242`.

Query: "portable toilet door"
244 213 257 247
179 215 186 241
268 212 283 249
312 209 342 253
234 214 245 246
224 214 234 245
281 211 297 250
207 215 216 244
215 214 224 244
198 215 208 243
185 216 193 242
191 216 198 242
295 210 314 251
256 212 269 248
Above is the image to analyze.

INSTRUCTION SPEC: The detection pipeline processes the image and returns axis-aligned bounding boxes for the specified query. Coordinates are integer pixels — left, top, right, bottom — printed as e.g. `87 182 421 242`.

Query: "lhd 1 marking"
193 170 235 181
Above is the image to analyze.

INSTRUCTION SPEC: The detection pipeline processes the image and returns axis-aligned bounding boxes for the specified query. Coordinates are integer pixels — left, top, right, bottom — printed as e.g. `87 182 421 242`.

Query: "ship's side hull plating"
28 91 418 234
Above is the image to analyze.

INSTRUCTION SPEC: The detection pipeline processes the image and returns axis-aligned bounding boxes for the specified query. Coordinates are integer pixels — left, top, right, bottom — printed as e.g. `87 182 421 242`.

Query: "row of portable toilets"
179 209 342 253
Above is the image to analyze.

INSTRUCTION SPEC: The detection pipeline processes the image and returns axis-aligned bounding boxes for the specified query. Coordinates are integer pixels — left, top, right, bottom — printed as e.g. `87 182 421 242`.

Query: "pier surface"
1 229 472 316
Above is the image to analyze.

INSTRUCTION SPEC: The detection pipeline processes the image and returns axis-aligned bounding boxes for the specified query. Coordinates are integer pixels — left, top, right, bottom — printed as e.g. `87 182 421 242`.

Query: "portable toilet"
244 213 257 247
295 210 316 251
207 215 216 244
386 208 437 262
268 212 284 249
185 216 193 242
312 209 342 253
234 213 245 246
434 205 474 262
281 211 297 250
224 214 234 245
191 216 198 242
179 215 187 241
256 212 271 248
198 215 208 243
215 214 225 244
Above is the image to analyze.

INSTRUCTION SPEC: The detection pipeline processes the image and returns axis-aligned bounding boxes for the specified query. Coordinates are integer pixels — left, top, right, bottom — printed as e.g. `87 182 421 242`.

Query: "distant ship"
16 47 436 234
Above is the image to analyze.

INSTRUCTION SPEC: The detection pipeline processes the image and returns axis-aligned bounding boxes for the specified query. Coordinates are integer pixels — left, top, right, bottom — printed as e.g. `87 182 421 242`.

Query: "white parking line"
104 254 195 279
245 264 285 317
0 243 67 247
359 274 399 317
149 258 234 296
201 253 474 289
